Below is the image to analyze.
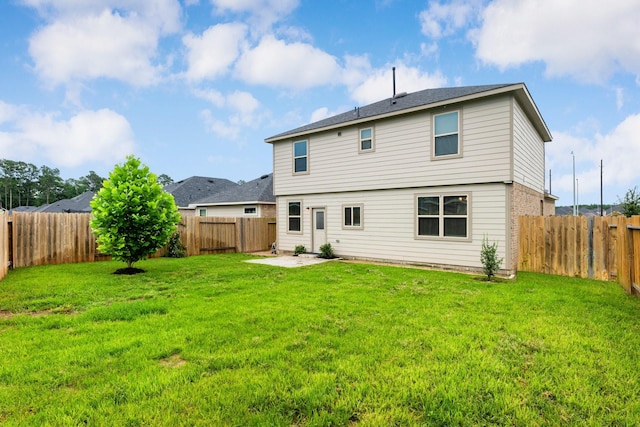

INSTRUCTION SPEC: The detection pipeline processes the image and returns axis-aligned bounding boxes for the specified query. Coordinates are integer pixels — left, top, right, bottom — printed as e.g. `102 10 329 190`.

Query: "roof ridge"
266 83 520 141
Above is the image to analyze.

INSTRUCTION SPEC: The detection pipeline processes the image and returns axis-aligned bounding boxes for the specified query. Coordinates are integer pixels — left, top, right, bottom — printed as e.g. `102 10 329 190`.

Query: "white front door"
312 208 327 253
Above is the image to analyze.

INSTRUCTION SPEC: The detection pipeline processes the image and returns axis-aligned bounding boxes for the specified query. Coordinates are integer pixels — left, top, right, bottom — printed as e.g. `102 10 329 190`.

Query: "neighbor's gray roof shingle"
164 176 238 207
266 84 515 141
192 173 274 205
34 191 95 213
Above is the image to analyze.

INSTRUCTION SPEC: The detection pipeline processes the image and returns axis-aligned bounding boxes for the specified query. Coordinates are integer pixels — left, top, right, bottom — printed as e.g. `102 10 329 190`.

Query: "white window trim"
198 208 207 217
358 126 375 153
342 204 364 230
431 110 463 160
292 140 309 175
287 200 303 234
244 205 258 215
415 193 471 241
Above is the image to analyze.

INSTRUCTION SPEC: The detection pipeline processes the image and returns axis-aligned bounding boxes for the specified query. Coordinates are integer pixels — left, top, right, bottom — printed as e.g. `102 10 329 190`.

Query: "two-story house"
265 83 553 275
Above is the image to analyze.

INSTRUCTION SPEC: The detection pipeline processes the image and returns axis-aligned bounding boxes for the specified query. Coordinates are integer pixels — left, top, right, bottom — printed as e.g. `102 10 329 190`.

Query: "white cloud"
348 63 448 105
471 0 640 83
199 109 239 139
615 87 624 111
309 107 331 123
25 1 181 87
183 23 248 82
210 0 299 31
547 114 640 198
226 91 259 117
192 88 226 107
198 90 262 140
0 102 135 168
21 0 182 31
419 0 481 39
235 35 341 89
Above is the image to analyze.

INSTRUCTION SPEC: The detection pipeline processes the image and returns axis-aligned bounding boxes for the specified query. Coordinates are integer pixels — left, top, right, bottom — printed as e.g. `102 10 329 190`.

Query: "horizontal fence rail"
519 215 640 295
5 213 276 271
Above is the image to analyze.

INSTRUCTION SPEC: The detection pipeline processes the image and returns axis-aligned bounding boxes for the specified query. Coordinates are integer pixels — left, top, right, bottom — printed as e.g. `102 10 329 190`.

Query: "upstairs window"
359 127 374 152
433 111 459 157
417 194 468 239
293 140 308 173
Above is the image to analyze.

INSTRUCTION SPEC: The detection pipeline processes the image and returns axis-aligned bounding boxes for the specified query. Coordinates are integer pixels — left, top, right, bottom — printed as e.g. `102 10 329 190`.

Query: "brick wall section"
509 182 553 272
260 204 276 218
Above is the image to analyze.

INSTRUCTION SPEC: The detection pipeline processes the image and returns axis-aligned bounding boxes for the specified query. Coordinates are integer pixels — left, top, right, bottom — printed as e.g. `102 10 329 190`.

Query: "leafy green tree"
157 173 173 186
36 165 64 205
0 159 38 208
80 170 105 192
62 178 88 199
618 186 640 217
90 156 181 271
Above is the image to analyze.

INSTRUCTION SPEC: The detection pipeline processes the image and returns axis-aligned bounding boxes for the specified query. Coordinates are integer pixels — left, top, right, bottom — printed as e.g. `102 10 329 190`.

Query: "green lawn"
1 254 639 426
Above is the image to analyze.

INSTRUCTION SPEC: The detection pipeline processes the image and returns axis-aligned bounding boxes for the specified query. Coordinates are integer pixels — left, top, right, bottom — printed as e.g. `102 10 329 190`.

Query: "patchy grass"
0 254 639 425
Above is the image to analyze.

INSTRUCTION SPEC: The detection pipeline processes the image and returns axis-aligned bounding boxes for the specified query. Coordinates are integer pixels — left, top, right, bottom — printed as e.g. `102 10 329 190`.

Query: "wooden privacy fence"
519 215 640 295
11 212 99 268
6 213 276 269
0 213 9 281
174 216 277 257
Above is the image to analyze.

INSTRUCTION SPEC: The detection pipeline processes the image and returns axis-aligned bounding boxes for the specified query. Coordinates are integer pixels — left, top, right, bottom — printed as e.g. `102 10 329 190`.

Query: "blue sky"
1 0 639 206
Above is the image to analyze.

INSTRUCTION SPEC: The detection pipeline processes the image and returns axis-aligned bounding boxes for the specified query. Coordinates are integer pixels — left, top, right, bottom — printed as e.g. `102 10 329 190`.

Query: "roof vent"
207 179 215 183
260 174 269 180
393 92 407 99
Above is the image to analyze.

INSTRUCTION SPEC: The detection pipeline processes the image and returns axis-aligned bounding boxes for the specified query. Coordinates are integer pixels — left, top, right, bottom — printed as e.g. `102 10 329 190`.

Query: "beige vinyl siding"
275 183 507 270
194 205 263 217
512 98 545 192
273 96 513 197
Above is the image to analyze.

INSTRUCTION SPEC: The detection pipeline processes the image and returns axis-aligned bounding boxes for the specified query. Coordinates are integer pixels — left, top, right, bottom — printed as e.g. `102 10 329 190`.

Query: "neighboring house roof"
164 176 238 207
27 191 95 213
265 83 552 143
10 206 39 213
190 173 275 206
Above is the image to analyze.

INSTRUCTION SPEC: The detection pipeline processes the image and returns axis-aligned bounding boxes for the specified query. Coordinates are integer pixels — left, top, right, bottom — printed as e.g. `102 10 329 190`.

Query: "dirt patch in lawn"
160 354 187 368
0 308 75 318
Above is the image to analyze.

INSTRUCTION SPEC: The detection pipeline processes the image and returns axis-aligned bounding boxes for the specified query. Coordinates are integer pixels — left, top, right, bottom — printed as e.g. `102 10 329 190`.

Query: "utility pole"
572 151 576 215
600 159 603 216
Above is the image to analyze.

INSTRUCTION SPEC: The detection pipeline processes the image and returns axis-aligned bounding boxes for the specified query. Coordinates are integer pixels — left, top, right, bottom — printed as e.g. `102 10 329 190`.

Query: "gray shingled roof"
266 84 518 141
164 176 238 207
34 191 95 213
192 173 274 205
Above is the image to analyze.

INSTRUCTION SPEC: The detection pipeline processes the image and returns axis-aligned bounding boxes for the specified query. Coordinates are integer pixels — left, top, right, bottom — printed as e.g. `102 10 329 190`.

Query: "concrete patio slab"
245 255 332 268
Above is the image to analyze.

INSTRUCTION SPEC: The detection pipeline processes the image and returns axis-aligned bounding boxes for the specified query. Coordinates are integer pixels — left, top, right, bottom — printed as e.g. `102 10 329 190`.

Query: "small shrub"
318 243 335 259
294 245 306 255
165 232 186 258
480 236 503 281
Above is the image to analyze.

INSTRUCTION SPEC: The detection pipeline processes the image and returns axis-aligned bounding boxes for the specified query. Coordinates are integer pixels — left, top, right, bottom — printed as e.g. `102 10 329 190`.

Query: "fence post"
616 216 632 294
629 216 640 295
587 216 594 279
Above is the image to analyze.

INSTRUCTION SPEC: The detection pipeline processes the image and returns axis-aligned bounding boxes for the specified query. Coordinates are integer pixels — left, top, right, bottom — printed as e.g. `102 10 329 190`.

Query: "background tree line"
0 159 173 210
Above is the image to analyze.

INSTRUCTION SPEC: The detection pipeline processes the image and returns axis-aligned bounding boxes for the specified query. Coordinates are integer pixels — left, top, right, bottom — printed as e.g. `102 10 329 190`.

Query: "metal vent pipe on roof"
392 66 396 98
